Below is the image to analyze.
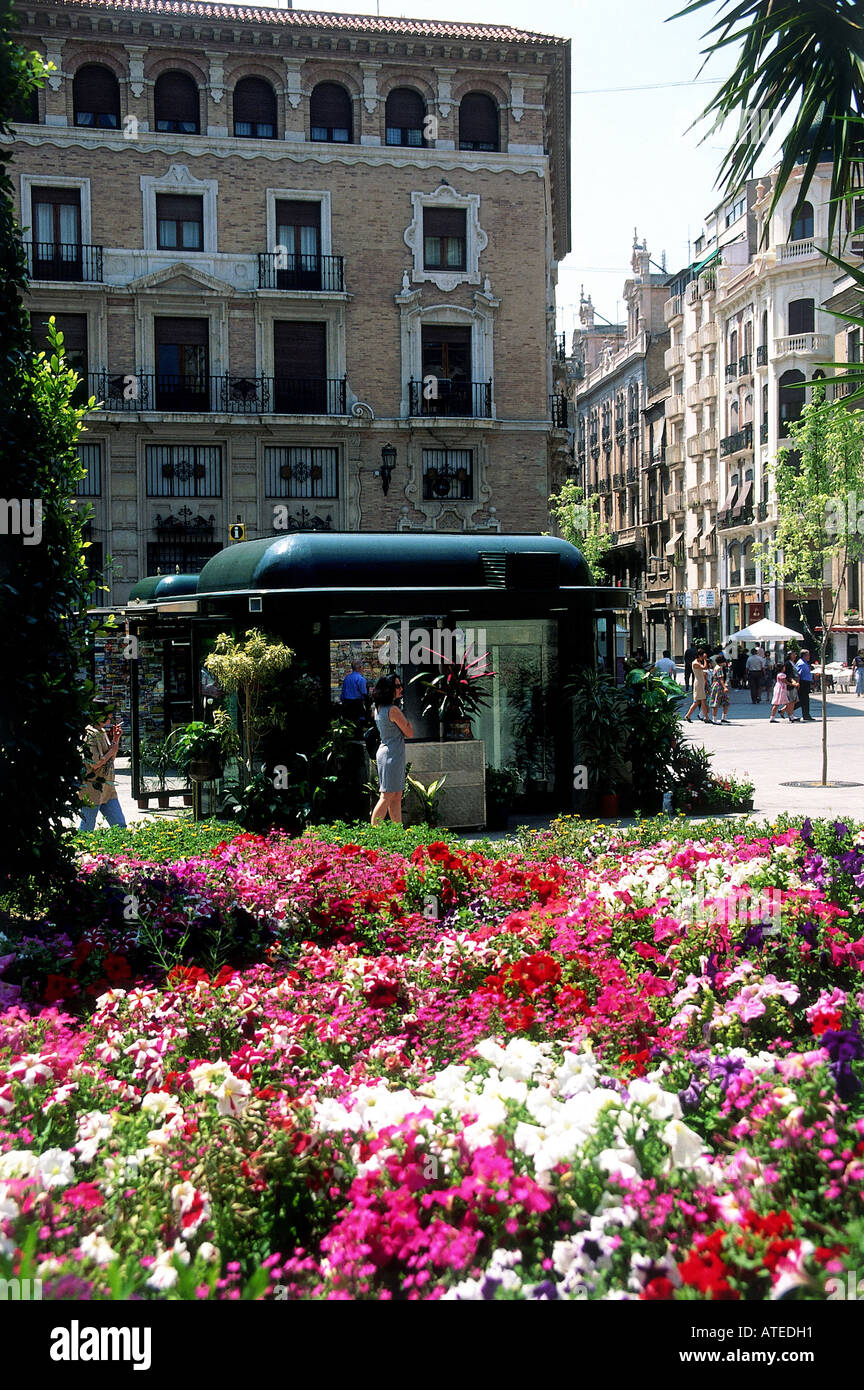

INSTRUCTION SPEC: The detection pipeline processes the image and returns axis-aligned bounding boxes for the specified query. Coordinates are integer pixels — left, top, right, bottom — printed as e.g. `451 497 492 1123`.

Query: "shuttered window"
423 207 466 270
234 77 277 138
156 194 203 250
385 88 425 146
154 72 200 134
458 92 498 151
310 83 352 143
73 64 120 128
788 298 815 334
77 442 102 497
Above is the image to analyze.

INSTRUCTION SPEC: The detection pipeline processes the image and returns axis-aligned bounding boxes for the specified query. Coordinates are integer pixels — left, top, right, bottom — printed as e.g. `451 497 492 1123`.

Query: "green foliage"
75 817 244 863
204 629 294 774
568 667 631 795
410 650 495 723
141 735 178 790
547 478 611 578
623 667 686 811
405 771 447 827
220 719 362 834
169 716 238 772
0 13 100 907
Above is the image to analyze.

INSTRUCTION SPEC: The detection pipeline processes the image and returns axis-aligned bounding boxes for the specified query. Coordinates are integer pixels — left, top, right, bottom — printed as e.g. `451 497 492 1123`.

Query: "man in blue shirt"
340 660 368 728
795 648 814 721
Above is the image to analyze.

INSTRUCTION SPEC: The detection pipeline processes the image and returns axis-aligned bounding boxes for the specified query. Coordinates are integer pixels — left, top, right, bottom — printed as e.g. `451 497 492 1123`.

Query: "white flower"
215 1073 251 1118
141 1091 182 1117
189 1059 232 1094
596 1147 640 1180
0 1150 38 1179
662 1118 707 1170
35 1148 76 1188
8 1054 54 1088
627 1079 682 1123
80 1232 118 1265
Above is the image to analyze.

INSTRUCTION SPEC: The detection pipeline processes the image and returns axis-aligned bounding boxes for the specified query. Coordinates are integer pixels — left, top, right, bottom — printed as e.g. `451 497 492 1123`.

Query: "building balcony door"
273 321 327 413
275 201 322 291
155 317 209 411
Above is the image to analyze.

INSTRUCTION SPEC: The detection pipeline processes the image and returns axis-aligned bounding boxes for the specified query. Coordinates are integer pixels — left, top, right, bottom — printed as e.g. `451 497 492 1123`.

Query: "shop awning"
732 478 753 516
665 529 683 555
701 521 715 548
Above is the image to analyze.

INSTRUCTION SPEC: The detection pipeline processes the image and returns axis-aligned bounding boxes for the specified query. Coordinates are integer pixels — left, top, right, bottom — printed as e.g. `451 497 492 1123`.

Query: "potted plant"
485 765 520 829
568 667 630 817
410 649 496 741
141 735 177 809
170 712 239 783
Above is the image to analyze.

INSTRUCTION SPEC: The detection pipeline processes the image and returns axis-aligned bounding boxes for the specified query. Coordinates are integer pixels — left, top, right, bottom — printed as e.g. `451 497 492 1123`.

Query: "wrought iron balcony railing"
257 252 345 292
720 422 754 456
407 378 492 419
550 393 568 427
26 241 103 282
88 371 348 415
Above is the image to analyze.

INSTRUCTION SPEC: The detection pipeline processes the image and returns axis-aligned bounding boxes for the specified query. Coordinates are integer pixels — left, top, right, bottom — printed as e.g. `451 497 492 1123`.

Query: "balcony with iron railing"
257 252 346 292
550 393 568 428
612 471 625 489
738 353 752 378
88 371 348 415
408 379 492 418
602 424 612 442
626 462 639 483
25 241 104 283
719 505 754 529
685 279 701 306
756 344 768 367
628 407 640 426
667 489 685 513
555 330 567 361
760 421 769 443
725 362 738 382
720 422 754 456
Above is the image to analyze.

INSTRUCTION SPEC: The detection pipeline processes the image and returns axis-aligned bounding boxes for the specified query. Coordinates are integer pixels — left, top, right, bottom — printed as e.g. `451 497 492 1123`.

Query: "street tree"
548 479 612 580
759 390 864 785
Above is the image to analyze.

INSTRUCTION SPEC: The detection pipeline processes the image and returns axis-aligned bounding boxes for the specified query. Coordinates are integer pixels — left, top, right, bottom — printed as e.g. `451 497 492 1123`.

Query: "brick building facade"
5 0 570 601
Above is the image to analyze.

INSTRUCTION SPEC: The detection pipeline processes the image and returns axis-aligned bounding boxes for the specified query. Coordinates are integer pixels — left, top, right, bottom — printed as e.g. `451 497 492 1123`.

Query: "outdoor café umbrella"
724 617 803 644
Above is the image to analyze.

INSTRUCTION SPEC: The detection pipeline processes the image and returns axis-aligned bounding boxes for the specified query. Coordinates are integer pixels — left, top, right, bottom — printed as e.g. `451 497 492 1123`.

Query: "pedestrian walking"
340 658 369 729
855 651 864 697
683 643 698 695
769 670 798 723
78 699 127 831
653 649 677 680
684 652 710 723
709 658 730 723
370 673 413 825
795 648 815 721
745 646 765 704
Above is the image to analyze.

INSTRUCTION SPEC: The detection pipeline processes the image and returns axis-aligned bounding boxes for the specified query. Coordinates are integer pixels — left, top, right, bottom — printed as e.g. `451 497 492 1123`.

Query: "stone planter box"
371 739 486 828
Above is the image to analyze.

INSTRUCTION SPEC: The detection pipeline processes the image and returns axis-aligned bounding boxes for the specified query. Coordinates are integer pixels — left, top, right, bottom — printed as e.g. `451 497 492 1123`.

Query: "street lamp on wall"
378 442 397 495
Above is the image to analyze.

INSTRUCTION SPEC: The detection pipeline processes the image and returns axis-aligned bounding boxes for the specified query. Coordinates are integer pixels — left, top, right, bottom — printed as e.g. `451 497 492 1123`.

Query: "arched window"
385 88 425 146
742 538 756 587
154 71 200 134
788 298 815 334
233 77 276 138
779 369 806 430
761 308 768 347
729 399 739 433
728 541 741 587
811 367 831 403
458 92 498 151
310 83 352 143
789 201 814 241
743 393 753 424
73 64 120 129
729 329 738 362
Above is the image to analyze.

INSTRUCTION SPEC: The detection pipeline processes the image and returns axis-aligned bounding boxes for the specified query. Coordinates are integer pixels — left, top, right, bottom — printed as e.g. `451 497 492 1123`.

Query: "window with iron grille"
310 82 352 142
146 444 222 497
147 539 220 575
385 88 425 146
422 448 473 500
156 195 203 250
424 208 466 270
154 71 200 134
77 442 102 496
265 446 339 498
233 77 277 138
73 65 120 128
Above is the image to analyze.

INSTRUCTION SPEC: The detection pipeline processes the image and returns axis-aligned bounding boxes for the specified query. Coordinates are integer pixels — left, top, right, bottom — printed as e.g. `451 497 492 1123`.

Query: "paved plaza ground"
97 681 863 837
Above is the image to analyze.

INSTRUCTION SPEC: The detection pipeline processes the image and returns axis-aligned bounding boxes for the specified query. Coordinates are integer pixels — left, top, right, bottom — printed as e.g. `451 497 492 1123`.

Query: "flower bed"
1 818 863 1300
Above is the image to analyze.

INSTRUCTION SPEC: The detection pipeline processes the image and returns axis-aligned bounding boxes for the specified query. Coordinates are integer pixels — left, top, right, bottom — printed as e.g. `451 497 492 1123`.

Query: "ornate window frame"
395 286 499 420
141 164 218 254
404 185 486 289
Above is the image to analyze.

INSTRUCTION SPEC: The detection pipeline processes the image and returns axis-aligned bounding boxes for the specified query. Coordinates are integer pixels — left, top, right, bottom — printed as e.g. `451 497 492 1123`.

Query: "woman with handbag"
370 673 413 825
684 652 710 723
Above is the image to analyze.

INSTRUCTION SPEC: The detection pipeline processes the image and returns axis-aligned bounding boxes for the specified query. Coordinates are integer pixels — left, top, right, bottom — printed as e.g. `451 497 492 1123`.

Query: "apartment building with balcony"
661 181 761 656
712 162 844 644
572 236 669 646
823 242 864 661
5 0 571 601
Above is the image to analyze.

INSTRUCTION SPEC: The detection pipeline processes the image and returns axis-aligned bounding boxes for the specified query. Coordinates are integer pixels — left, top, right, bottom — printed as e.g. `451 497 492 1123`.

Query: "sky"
283 0 786 335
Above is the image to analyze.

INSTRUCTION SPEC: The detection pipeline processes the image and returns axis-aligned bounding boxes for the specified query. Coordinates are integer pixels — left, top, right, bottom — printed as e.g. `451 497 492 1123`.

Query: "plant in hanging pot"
410 648 496 740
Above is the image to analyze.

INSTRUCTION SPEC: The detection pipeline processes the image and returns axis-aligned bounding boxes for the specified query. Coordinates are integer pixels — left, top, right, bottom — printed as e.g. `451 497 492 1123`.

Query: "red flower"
104 953 132 983
641 1276 676 1300
44 974 76 1004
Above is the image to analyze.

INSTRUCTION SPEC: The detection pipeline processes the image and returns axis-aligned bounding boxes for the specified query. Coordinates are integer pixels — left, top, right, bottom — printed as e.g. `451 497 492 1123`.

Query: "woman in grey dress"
370 673 414 825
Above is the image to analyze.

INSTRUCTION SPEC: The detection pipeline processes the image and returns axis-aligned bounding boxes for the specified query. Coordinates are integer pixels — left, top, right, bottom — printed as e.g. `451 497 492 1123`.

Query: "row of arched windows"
64 65 501 148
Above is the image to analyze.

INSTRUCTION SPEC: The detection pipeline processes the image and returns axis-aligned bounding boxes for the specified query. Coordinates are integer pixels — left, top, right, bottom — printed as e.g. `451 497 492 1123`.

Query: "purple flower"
678 1075 706 1111
821 1025 864 1100
707 1054 746 1088
741 923 764 950
797 920 819 945
833 821 850 841
800 818 813 844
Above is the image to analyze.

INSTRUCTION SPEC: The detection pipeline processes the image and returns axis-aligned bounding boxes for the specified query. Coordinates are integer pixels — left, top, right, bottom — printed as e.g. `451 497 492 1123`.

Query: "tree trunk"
821 664 828 786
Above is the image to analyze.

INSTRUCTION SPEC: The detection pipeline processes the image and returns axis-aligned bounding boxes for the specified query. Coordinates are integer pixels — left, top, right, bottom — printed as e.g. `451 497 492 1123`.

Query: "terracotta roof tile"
47 0 565 44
